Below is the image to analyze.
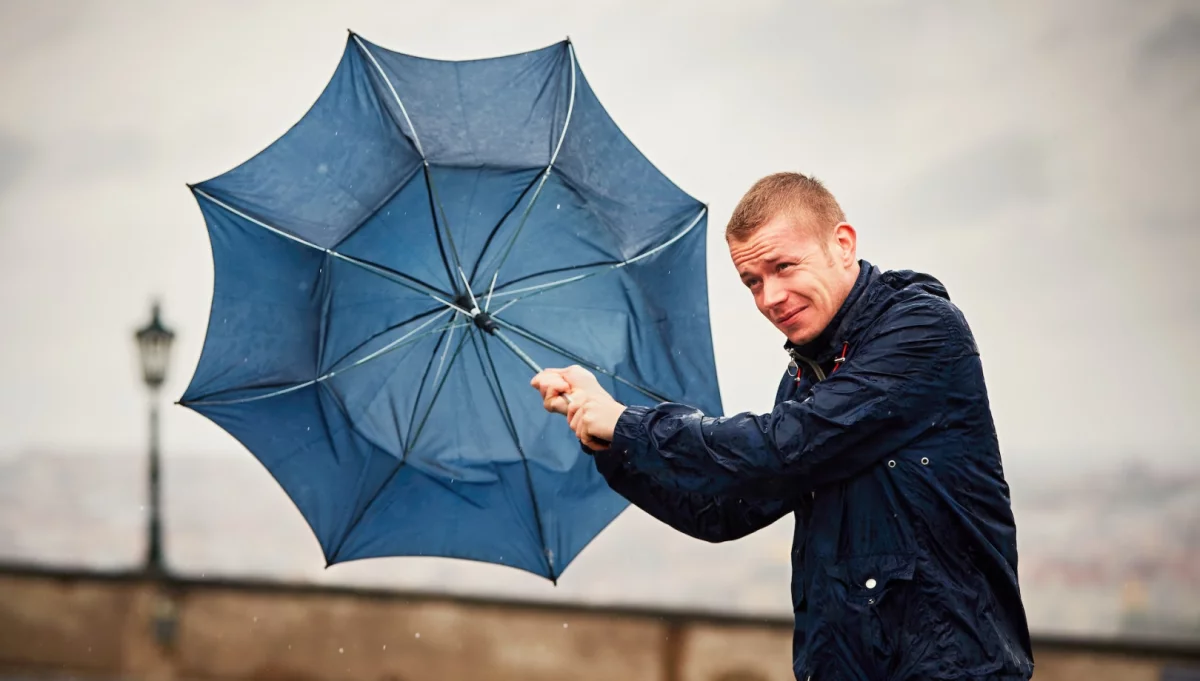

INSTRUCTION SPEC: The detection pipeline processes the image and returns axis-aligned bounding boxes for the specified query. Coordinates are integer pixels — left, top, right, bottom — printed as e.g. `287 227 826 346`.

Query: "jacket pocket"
825 552 916 607
816 553 919 679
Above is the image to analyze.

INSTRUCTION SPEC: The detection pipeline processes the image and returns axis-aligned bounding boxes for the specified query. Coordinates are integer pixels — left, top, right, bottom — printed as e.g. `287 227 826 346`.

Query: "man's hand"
530 365 626 451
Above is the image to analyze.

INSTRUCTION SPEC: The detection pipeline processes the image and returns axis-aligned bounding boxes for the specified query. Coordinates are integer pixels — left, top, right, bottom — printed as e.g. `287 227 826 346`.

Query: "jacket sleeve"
590 445 795 542
606 297 961 497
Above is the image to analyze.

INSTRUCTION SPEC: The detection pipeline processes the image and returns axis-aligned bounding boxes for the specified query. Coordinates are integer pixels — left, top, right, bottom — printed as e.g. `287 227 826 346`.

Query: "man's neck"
787 259 870 359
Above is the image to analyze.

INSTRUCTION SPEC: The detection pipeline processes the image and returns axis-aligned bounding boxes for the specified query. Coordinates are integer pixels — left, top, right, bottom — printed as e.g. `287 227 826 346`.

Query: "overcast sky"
0 0 1196 480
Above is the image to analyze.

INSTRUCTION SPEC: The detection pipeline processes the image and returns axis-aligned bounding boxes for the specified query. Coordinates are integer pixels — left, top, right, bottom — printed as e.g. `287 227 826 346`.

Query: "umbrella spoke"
478 42 578 308
183 311 462 406
490 316 671 404
471 331 556 582
468 171 543 284
487 204 708 314
421 164 464 296
353 33 467 299
351 33 427 159
192 187 452 301
486 258 621 291
322 306 446 376
324 310 468 565
400 323 474 458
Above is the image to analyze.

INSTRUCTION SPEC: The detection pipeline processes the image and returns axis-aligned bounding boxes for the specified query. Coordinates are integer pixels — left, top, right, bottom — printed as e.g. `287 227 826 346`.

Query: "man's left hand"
531 365 626 451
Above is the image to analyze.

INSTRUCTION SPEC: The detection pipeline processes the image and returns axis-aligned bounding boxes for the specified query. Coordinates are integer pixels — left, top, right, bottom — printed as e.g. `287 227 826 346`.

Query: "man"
531 172 1034 680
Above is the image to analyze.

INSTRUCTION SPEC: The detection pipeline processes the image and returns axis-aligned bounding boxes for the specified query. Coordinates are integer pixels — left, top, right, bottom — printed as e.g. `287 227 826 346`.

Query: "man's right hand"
530 369 572 415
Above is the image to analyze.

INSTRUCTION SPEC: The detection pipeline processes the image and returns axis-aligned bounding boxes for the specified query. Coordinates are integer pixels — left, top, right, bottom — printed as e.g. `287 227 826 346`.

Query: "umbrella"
178 31 722 583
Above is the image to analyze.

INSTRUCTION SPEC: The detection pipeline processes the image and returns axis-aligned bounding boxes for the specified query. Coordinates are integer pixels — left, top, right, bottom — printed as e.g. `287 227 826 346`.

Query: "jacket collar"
783 259 880 362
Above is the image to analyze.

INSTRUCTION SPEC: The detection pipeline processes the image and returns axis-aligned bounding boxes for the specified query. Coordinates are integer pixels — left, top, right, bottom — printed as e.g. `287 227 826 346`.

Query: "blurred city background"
0 1 1197 680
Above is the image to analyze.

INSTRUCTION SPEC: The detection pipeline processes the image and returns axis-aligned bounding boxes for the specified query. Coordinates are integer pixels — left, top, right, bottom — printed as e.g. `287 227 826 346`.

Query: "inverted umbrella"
179 32 722 582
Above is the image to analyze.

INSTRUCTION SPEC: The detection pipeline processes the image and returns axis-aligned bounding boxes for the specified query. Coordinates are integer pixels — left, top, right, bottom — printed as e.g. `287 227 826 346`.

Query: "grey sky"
0 0 1196 479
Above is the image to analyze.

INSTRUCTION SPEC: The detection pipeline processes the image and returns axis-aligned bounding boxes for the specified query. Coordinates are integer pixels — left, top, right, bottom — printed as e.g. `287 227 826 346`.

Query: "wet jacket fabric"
593 261 1035 680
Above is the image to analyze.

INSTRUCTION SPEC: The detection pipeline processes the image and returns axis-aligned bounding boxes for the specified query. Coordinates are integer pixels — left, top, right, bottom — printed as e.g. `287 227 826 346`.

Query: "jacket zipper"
788 349 826 383
789 349 824 503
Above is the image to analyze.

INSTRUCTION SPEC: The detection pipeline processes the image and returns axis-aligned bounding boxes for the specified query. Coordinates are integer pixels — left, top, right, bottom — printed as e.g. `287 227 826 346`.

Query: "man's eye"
777 262 792 272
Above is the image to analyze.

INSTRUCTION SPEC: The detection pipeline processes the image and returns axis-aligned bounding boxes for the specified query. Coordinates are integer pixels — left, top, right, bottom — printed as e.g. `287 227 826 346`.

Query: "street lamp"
134 300 175 576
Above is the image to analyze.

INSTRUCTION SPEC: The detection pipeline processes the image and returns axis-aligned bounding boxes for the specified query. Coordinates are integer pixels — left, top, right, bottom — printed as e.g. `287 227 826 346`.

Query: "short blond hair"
725 172 846 243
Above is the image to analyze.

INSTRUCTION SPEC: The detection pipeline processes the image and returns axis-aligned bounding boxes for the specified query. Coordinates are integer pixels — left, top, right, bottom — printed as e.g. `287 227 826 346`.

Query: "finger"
544 395 567 415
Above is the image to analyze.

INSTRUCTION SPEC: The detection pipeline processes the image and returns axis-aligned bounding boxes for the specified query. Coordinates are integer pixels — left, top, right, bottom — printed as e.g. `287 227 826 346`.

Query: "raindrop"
253 616 258 622
556 204 561 209
339 647 344 654
382 645 387 650
563 623 569 629
415 632 421 639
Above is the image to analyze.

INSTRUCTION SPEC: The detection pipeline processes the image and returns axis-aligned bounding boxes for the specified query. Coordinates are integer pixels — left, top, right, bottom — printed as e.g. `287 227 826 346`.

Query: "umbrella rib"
489 258 621 290
472 331 557 582
490 317 672 404
350 33 464 297
487 204 708 313
421 164 463 296
400 321 453 454
324 319 463 565
424 164 468 285
351 34 426 159
328 161 425 252
321 306 445 379
400 324 475 458
467 171 542 284
183 311 460 406
192 187 451 301
481 41 579 309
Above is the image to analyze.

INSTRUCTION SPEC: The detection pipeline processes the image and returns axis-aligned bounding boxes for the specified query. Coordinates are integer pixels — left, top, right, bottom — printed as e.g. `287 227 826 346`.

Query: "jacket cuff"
588 405 651 477
611 404 651 451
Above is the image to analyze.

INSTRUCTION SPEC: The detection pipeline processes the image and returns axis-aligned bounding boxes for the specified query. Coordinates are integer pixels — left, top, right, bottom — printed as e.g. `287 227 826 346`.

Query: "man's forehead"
731 221 817 267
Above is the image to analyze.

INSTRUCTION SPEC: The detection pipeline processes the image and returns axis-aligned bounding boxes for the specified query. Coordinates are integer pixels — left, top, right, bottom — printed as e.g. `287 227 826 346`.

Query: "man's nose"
761 277 787 308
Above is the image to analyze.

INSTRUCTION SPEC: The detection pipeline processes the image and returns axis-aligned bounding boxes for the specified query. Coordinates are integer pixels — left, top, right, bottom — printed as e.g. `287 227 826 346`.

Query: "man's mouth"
776 306 808 326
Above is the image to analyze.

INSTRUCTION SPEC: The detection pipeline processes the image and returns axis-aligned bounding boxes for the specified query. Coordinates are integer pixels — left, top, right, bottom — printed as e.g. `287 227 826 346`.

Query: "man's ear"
832 222 857 266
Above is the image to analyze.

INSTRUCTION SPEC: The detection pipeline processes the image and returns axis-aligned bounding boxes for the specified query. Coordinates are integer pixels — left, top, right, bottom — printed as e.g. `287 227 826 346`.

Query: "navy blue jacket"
593 261 1034 680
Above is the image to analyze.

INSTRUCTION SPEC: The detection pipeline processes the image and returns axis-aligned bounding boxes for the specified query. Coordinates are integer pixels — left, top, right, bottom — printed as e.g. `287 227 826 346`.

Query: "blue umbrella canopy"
179 31 722 583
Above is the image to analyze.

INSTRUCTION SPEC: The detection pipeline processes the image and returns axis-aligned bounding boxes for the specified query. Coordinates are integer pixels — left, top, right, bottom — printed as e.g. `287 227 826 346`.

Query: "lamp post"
135 300 175 577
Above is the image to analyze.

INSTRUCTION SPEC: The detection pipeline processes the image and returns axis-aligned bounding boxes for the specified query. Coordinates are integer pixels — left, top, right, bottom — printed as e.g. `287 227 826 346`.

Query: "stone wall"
0 569 1195 681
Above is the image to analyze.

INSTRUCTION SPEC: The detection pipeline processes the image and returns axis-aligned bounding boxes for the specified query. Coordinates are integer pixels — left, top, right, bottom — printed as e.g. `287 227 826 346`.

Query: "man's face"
729 213 858 346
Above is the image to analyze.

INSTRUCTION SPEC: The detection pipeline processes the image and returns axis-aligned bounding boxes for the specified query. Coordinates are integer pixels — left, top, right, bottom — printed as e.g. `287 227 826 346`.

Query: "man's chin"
784 328 818 346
